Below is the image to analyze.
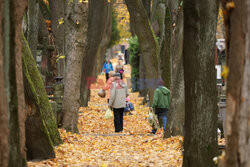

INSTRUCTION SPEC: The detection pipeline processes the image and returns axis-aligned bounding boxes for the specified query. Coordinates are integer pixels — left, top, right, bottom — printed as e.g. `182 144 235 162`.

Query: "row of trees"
126 0 249 166
0 0 120 166
0 0 249 167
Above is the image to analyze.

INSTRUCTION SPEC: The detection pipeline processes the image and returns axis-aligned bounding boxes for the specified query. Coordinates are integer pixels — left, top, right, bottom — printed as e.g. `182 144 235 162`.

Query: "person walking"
150 79 171 134
109 73 129 133
102 58 114 81
102 71 115 103
115 58 124 79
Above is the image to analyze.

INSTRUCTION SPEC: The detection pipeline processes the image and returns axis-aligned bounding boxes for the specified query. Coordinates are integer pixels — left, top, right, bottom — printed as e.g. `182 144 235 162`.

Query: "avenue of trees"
0 0 249 167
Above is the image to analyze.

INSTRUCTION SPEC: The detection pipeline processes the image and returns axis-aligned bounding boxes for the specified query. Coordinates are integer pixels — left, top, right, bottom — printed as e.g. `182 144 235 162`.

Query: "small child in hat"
124 97 134 116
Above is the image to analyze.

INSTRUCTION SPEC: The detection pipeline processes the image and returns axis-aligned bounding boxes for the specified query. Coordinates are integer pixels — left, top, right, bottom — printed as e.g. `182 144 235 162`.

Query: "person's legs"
117 108 124 132
105 73 109 81
161 115 167 131
113 108 120 132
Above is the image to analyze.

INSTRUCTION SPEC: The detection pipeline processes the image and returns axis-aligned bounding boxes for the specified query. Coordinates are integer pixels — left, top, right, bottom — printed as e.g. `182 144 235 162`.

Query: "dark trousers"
113 108 124 132
105 73 109 81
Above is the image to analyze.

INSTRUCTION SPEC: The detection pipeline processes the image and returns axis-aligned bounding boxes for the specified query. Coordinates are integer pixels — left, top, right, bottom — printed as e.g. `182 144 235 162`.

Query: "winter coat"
102 62 113 74
152 86 171 109
109 79 129 108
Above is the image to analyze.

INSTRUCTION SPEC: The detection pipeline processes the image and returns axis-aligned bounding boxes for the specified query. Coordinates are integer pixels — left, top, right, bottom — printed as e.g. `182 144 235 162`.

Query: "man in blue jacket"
102 59 114 81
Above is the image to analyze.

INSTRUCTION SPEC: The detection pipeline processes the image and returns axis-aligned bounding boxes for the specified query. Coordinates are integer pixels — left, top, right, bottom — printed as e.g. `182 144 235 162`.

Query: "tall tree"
27 0 39 60
61 0 88 132
0 0 27 166
96 2 112 74
80 0 109 106
0 1 9 166
165 0 185 138
182 0 219 166
22 34 57 160
125 0 159 104
49 0 66 76
219 0 250 166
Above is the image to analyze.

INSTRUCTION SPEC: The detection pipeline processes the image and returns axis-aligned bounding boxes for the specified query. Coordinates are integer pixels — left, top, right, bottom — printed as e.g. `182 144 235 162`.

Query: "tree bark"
1 0 28 166
165 0 185 138
61 0 88 133
125 0 159 104
183 0 219 166
142 0 151 17
80 0 109 106
0 1 9 166
219 0 250 166
49 0 65 76
27 0 39 60
22 34 55 160
21 34 62 146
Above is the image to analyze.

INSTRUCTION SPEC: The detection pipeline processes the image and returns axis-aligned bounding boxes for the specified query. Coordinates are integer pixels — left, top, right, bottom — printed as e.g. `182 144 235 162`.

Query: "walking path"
28 61 183 167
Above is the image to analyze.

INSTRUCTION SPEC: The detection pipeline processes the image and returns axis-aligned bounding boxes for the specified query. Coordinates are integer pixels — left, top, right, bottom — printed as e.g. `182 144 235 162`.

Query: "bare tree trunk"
80 0 109 106
61 0 88 133
22 34 55 160
182 0 219 166
96 2 112 74
1 0 28 166
0 1 9 166
219 0 250 166
165 0 185 138
27 0 39 60
125 0 159 104
142 0 151 17
49 0 65 76
21 34 62 146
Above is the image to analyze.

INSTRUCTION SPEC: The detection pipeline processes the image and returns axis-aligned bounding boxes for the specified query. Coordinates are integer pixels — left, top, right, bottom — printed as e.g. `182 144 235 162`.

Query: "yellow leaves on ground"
28 61 183 167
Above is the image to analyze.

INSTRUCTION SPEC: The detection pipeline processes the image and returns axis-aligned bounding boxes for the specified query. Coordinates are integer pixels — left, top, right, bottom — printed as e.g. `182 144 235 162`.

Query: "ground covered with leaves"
28 64 183 167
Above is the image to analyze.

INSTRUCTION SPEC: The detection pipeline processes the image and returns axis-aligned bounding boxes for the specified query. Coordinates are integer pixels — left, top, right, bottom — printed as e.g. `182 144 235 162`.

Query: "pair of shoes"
150 129 157 134
115 131 123 133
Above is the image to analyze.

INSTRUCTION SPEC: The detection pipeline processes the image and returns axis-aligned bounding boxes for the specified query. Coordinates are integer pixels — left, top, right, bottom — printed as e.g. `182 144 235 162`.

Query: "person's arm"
109 83 116 107
125 86 129 97
152 89 158 108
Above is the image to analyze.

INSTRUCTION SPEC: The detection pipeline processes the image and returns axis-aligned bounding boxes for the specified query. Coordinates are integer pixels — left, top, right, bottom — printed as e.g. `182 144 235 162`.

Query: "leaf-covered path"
28 62 183 167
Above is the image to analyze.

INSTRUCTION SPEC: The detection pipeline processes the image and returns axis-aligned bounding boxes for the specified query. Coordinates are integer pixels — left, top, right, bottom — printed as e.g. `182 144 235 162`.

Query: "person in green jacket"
150 79 170 134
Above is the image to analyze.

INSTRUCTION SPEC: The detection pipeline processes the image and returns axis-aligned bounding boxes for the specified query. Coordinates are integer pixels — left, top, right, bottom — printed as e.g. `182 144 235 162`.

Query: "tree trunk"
182 0 219 166
0 1 9 166
96 2 112 74
219 0 250 166
165 0 185 138
80 0 109 106
22 34 55 160
142 0 151 17
1 0 28 166
61 0 88 133
27 0 39 60
125 0 159 104
139 54 147 97
49 0 66 77
21 34 62 146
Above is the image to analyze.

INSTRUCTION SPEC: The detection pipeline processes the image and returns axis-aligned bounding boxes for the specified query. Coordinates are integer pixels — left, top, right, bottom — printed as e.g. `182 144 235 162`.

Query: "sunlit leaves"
27 61 183 166
221 65 229 79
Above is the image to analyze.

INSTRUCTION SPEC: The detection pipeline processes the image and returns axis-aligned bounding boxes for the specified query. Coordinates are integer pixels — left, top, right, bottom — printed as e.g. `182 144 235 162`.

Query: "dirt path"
28 62 183 167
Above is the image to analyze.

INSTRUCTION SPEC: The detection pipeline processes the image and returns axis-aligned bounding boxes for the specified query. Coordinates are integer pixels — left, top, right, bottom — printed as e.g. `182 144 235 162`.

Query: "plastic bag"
148 109 159 129
104 108 113 119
